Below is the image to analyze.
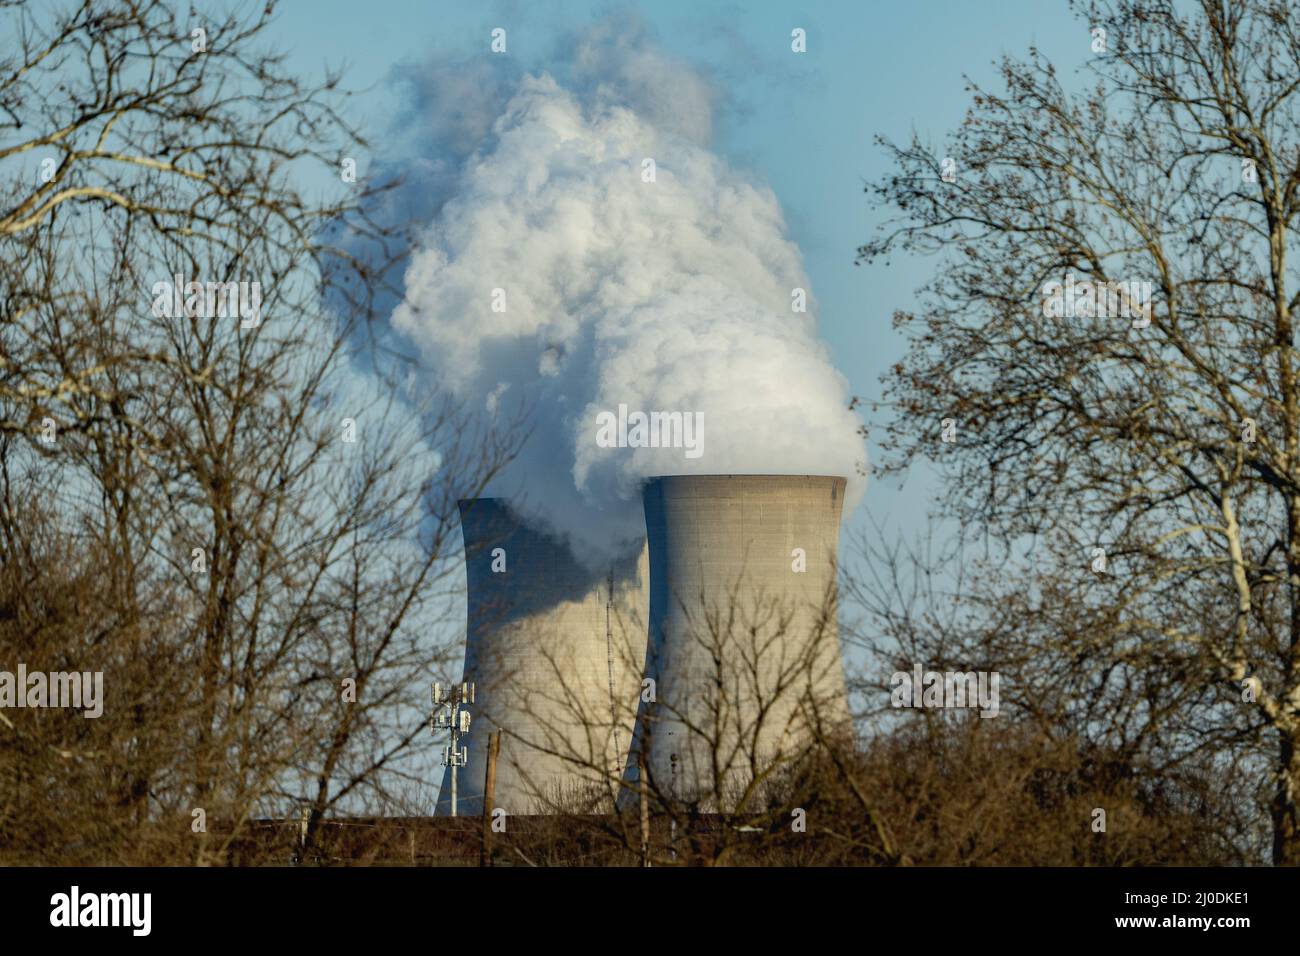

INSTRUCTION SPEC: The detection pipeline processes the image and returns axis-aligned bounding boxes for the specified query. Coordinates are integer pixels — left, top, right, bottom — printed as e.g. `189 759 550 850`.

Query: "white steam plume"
391 36 865 563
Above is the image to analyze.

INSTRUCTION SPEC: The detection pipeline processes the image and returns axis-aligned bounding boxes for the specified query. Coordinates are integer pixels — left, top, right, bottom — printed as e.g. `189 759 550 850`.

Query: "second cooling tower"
638 475 851 805
436 499 648 815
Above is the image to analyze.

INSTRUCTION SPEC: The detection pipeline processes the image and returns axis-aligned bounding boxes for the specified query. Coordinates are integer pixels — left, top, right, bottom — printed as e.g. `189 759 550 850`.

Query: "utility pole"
480 730 501 867
432 681 475 817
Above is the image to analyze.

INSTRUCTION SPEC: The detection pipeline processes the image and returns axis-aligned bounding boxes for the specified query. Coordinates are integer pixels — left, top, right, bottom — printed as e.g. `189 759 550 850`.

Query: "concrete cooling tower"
636 475 852 807
436 499 648 815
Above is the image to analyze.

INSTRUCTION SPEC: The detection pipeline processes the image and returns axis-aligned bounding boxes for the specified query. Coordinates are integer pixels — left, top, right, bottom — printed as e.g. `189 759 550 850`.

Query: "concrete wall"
436 499 648 815
637 475 851 806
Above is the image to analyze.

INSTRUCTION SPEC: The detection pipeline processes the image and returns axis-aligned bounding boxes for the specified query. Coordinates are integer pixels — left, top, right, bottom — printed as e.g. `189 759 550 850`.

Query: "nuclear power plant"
437 476 851 814
435 499 648 815
638 475 851 805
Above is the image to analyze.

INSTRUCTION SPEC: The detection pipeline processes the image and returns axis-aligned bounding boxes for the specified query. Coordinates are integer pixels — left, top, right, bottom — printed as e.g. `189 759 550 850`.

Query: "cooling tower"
436 499 648 815
636 475 851 806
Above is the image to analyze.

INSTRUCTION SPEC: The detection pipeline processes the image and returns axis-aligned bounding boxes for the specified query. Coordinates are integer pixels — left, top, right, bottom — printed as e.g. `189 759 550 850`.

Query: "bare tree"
0 0 522 864
858 0 1300 863
839 517 1257 865
494 578 855 866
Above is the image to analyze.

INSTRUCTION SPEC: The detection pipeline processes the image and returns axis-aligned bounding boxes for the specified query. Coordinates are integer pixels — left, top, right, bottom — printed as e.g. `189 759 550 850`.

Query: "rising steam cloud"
390 28 866 563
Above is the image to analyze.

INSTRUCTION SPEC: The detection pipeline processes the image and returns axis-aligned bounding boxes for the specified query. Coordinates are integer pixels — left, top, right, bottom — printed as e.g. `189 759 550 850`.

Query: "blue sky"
269 0 1088 548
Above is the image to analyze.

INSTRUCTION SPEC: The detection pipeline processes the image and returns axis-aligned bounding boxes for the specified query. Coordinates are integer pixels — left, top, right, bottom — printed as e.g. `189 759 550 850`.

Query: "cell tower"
431 681 475 816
